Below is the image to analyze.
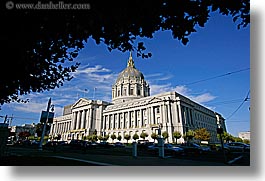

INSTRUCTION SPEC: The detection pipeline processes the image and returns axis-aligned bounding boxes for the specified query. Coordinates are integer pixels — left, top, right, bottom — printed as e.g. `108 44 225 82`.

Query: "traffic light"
217 127 224 134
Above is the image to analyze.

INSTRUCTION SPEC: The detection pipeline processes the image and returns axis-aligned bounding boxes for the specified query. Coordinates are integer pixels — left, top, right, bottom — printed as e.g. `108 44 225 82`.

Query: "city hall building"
49 54 226 143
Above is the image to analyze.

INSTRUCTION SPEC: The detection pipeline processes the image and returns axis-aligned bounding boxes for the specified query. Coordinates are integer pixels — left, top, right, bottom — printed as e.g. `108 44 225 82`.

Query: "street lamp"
38 98 54 151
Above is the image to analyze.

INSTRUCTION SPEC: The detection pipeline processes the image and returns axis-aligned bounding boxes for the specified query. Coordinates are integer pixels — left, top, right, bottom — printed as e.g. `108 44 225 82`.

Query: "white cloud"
175 85 190 96
74 64 111 75
146 73 173 81
150 84 216 104
190 93 216 103
150 83 173 95
9 101 46 114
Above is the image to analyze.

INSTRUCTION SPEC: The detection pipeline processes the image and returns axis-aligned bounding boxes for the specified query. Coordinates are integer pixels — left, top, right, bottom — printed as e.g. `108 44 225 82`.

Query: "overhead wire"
184 68 250 86
226 90 250 120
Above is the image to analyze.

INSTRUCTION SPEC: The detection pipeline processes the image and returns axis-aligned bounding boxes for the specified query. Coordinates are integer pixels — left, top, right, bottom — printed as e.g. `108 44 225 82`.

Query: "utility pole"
3 115 8 124
38 98 51 151
217 127 227 163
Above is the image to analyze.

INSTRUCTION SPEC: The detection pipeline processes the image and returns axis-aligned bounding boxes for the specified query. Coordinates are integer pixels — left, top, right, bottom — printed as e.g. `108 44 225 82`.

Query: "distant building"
9 123 36 140
50 54 226 143
238 131 250 141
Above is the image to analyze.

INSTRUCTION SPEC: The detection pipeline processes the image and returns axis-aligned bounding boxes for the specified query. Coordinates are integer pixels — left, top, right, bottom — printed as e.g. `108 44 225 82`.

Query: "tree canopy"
1 0 250 106
194 128 211 142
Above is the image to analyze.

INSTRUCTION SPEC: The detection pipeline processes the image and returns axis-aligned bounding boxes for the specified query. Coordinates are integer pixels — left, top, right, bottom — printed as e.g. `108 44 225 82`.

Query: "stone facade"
50 55 226 144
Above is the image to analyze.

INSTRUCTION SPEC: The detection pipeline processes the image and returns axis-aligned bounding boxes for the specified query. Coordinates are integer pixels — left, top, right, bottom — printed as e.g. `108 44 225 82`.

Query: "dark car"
148 143 184 156
179 142 209 154
84 141 98 149
137 140 154 150
224 142 250 152
164 143 184 155
113 142 125 148
97 141 114 148
43 141 59 149
69 139 85 149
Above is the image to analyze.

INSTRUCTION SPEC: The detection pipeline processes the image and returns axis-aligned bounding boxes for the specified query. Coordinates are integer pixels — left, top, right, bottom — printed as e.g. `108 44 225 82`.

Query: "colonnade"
71 108 94 131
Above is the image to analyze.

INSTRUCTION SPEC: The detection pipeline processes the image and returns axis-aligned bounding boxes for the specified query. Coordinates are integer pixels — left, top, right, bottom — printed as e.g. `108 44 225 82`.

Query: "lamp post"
157 123 164 158
38 98 54 151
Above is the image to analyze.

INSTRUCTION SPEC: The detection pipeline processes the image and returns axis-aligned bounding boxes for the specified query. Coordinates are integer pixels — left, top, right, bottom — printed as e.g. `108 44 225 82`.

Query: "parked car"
147 143 158 151
97 141 114 148
113 142 125 148
43 141 59 148
164 143 184 155
224 142 250 152
179 142 210 154
30 140 40 146
83 141 98 149
69 139 85 149
148 143 184 156
137 140 154 150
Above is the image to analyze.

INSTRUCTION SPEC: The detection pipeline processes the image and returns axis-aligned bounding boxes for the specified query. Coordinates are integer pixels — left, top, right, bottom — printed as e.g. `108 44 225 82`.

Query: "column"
66 122 69 132
186 107 191 126
89 108 93 129
134 84 137 95
118 113 121 129
177 103 183 125
108 114 111 130
72 111 77 130
139 109 143 128
141 83 144 96
148 107 151 125
58 123 61 134
85 109 89 129
150 106 155 125
191 108 195 126
123 112 126 129
62 122 65 133
113 114 116 129
50 123 54 135
134 110 139 128
81 110 86 129
167 102 172 124
76 111 81 130
127 112 130 128
160 104 163 125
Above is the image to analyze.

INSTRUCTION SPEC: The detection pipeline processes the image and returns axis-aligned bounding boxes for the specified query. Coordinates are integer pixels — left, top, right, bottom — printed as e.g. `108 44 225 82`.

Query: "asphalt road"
0 145 250 166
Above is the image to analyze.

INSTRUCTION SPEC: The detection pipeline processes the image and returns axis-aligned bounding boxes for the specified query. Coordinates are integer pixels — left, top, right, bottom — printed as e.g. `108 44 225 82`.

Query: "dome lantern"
112 53 150 104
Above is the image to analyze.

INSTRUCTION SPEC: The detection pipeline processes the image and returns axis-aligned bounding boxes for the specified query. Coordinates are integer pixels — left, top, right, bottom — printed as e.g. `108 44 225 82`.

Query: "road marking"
50 156 117 166
227 155 243 165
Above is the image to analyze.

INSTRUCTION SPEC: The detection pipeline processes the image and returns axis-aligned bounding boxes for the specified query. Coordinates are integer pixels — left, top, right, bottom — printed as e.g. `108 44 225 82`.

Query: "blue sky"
0 12 250 137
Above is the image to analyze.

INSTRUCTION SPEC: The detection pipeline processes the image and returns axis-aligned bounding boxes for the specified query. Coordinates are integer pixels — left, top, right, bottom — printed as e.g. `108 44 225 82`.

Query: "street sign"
40 111 54 123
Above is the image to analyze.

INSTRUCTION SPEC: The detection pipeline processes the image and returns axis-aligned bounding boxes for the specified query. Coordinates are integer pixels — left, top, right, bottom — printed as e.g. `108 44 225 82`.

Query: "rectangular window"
130 88 134 95
123 89 127 96
137 89 140 95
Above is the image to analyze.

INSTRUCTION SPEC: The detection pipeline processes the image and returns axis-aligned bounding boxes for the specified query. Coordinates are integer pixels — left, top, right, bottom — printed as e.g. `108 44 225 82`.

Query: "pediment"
72 98 91 108
147 97 163 104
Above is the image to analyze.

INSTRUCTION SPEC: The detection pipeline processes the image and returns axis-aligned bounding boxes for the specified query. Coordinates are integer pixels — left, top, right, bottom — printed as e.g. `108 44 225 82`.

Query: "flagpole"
93 87 96 100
